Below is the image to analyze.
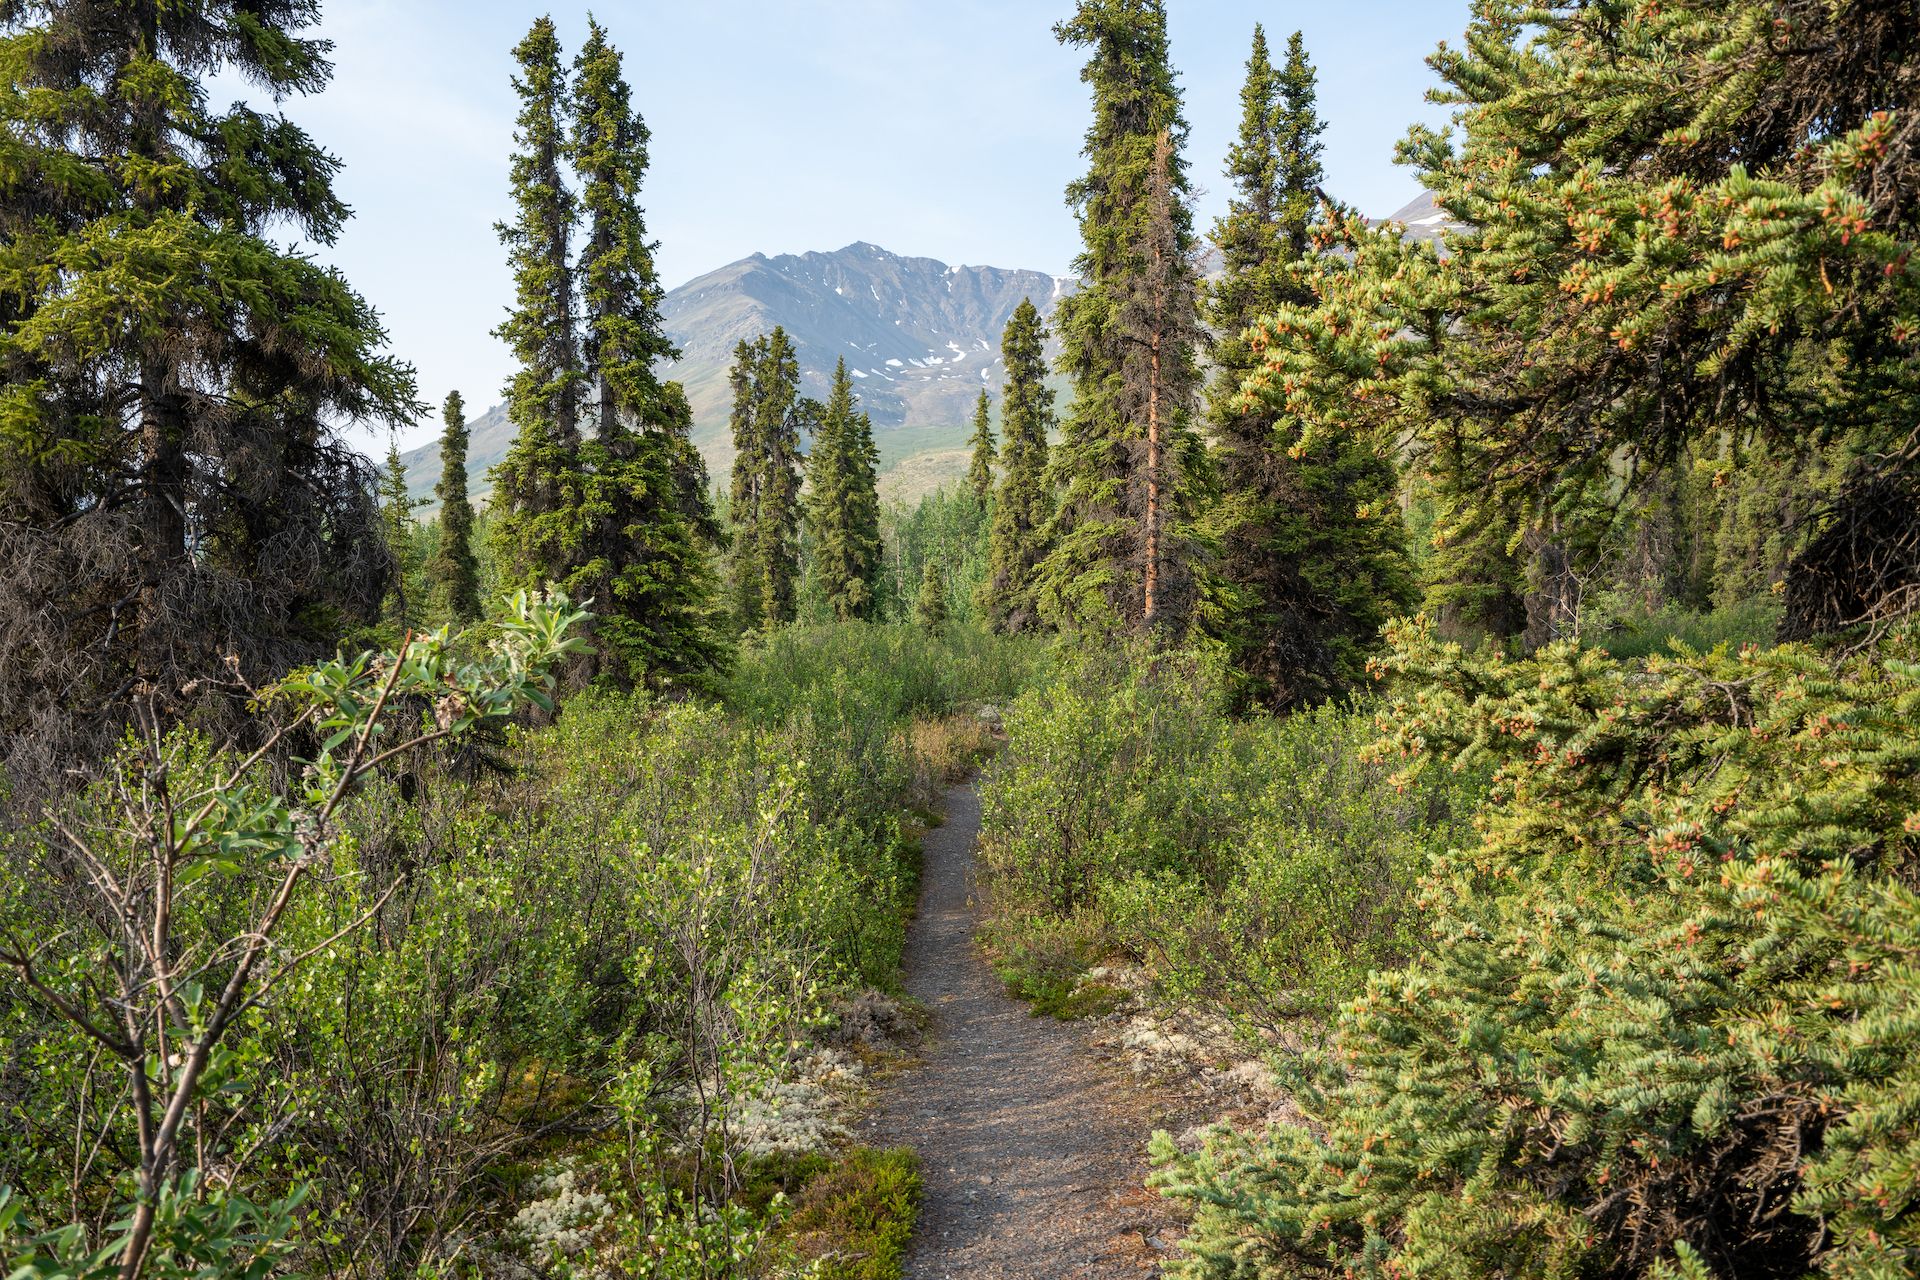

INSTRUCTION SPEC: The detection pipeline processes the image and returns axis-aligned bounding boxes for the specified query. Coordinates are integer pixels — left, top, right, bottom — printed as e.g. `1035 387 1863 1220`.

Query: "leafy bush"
724 621 1048 728
783 1146 922 1280
1594 597 1783 661
978 645 1476 1034
1156 619 1920 1280
0 614 1006 1276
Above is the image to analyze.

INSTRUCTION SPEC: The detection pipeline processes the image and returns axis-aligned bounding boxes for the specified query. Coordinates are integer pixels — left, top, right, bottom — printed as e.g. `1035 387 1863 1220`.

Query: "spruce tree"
427 391 484 623
568 17 726 682
0 0 416 771
1041 0 1208 637
378 436 426 633
980 299 1056 632
728 329 807 630
966 390 997 501
915 559 950 634
488 17 585 594
1205 26 1413 706
806 359 884 621
1235 0 1920 644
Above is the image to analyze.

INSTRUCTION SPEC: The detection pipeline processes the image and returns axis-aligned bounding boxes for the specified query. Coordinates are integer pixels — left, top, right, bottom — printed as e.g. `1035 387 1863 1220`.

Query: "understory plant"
1156 620 1920 1280
978 643 1475 1035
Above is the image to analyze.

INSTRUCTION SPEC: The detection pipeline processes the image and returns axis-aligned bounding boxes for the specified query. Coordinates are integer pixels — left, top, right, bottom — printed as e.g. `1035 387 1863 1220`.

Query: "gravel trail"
861 783 1175 1279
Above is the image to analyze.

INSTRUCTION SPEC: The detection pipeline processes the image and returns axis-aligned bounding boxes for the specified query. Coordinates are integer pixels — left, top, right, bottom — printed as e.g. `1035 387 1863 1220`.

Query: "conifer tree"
1041 0 1209 637
729 329 808 630
0 0 416 770
427 391 484 623
806 359 884 621
1234 0 1920 644
980 299 1056 632
916 559 950 634
1205 26 1413 706
567 17 726 681
966 390 997 501
488 17 585 592
378 436 426 633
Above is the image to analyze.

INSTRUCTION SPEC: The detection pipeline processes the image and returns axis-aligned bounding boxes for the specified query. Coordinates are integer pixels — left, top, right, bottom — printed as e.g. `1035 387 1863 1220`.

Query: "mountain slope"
402 242 1072 506
403 200 1448 508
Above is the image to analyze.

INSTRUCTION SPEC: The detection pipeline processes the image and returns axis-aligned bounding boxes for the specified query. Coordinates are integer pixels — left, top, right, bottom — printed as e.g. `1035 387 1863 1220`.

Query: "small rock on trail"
861 783 1178 1279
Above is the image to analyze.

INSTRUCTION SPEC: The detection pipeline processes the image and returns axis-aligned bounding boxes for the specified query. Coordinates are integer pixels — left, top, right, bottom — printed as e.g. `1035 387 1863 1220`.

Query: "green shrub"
978 645 1476 1035
1594 596 1783 661
0 614 960 1275
783 1147 922 1280
980 911 1121 1020
724 621 1048 728
1155 619 1920 1280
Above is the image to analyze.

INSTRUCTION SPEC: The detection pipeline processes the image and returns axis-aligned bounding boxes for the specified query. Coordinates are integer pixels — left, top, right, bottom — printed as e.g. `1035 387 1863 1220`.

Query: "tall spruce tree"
427 391 484 623
1237 0 1920 646
916 558 950 634
378 435 425 633
980 299 1056 632
966 390 996 500
728 329 807 630
1205 27 1413 707
0 0 416 774
1041 0 1208 637
568 18 726 682
806 359 884 621
488 17 585 595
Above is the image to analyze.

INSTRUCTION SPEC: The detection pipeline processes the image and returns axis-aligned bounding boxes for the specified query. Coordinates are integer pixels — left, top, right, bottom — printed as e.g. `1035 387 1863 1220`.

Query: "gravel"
860 784 1178 1279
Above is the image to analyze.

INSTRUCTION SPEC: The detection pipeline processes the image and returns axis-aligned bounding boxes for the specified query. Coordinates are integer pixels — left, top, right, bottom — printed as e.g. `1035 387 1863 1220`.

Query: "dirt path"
861 783 1176 1279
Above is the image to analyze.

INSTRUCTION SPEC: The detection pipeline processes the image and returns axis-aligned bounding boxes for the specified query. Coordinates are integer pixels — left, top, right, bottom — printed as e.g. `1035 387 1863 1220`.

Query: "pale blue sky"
264 2 1471 446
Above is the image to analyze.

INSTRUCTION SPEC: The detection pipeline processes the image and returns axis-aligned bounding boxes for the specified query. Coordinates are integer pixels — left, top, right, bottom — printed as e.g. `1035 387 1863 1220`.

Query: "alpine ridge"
403 241 1074 504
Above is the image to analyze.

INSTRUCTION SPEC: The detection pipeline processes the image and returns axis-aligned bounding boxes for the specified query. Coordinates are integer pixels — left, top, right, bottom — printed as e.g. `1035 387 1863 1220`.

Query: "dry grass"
905 714 997 793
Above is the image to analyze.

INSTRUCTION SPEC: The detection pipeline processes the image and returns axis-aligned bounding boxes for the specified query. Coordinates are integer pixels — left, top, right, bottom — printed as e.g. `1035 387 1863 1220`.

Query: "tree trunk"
1143 335 1161 631
136 360 187 695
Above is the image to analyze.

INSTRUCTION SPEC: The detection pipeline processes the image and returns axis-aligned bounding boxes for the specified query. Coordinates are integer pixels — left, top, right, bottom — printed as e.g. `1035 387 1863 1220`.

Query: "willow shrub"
1157 622 1920 1280
1 619 1043 1276
977 644 1476 1032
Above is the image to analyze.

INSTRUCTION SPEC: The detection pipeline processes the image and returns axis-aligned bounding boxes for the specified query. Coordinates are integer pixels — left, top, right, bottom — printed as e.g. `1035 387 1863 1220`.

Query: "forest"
1 0 1917 1277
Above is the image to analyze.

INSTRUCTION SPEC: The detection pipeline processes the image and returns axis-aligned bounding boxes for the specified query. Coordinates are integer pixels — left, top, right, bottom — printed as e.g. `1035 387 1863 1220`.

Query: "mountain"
401 242 1073 507
402 202 1451 509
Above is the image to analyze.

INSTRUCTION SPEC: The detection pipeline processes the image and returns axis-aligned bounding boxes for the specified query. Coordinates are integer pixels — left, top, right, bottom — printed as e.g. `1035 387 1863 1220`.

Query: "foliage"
782 1147 922 1280
808 361 886 622
1157 620 1920 1280
884 484 990 628
427 390 485 623
723 622 1047 731
0 593 588 1277
1236 0 1920 645
1042 0 1210 638
0 610 1019 1277
980 299 1057 632
489 18 585 590
490 17 727 688
979 646 1475 1033
0 0 418 780
378 435 427 634
729 329 810 630
966 390 996 502
1205 25 1415 708
915 561 949 634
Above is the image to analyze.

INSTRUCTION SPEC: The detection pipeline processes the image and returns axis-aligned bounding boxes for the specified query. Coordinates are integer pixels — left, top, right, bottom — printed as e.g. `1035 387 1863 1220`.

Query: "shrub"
783 1147 922 1280
978 645 1476 1035
0 611 983 1276
1155 619 1920 1280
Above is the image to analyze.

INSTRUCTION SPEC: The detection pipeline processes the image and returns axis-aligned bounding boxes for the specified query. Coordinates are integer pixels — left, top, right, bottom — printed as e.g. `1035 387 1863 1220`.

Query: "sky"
255 1 1473 448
